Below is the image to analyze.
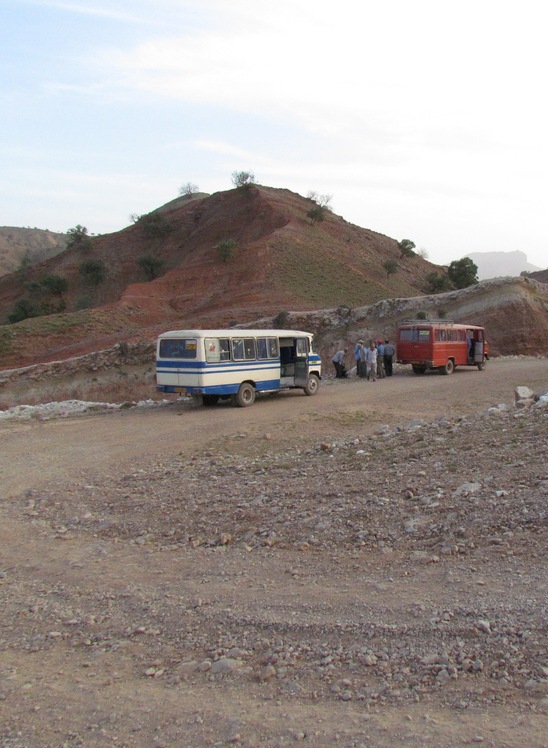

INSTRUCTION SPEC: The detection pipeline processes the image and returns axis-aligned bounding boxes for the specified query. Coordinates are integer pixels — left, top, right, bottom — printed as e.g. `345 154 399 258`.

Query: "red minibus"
396 321 488 375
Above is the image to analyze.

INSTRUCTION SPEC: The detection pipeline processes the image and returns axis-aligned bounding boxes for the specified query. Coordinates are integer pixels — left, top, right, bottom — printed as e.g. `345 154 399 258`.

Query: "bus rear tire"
412 365 426 375
234 382 256 407
303 374 320 396
440 359 454 375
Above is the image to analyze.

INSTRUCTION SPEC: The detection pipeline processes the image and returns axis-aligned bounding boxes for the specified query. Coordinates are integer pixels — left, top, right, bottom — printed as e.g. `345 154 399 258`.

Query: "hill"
0 226 67 277
0 185 442 369
464 250 542 280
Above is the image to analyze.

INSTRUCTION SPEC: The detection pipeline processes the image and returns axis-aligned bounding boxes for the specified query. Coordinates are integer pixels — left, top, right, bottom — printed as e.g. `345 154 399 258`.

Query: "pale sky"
1 0 546 269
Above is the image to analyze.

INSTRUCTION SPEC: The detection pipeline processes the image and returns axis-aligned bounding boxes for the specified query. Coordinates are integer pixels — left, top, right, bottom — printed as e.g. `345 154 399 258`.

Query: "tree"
7 299 40 324
382 259 398 278
425 272 452 293
137 254 164 281
231 170 256 188
79 259 106 286
307 191 333 209
179 182 199 196
398 239 416 258
66 224 92 251
306 206 325 224
217 239 238 262
40 274 68 299
447 257 479 289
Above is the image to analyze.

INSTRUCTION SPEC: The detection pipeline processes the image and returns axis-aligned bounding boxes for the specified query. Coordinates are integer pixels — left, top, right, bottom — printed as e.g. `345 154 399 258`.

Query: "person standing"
364 341 377 381
332 348 348 378
376 339 386 379
354 339 364 377
383 339 395 376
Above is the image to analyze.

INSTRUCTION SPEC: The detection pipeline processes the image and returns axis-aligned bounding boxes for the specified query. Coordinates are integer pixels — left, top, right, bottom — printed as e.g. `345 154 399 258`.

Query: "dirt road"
1 358 547 747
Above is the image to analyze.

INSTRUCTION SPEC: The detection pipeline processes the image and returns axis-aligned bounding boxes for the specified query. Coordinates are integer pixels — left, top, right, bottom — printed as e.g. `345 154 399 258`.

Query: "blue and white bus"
156 328 322 407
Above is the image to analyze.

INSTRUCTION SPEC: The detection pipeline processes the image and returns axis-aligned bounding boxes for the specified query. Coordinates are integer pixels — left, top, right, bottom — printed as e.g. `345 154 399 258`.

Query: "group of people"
332 339 396 380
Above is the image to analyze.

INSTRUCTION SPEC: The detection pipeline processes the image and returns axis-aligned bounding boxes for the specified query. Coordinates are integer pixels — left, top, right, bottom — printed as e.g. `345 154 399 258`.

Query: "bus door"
294 337 310 386
473 330 484 363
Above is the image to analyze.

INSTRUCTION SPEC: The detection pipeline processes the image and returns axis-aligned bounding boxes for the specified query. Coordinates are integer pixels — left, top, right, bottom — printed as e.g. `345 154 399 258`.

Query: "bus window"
268 338 279 358
296 338 309 356
219 338 231 361
232 338 245 360
435 329 447 341
399 329 416 342
257 338 268 359
244 338 256 359
159 338 197 358
233 338 256 361
205 337 231 362
418 329 430 342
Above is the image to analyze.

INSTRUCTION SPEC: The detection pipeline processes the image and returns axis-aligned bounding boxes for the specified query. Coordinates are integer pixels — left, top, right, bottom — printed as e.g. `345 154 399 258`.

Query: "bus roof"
398 321 484 330
157 329 314 339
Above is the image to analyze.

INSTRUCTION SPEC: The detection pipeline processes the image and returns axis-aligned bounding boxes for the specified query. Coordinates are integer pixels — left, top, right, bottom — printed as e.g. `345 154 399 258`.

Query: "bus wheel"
477 362 486 371
202 395 219 406
412 365 426 375
234 382 256 407
440 359 454 375
303 374 320 396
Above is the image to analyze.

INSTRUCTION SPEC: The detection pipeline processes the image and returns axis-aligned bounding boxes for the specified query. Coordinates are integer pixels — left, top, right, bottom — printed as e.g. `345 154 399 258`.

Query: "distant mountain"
0 227 67 277
464 250 542 280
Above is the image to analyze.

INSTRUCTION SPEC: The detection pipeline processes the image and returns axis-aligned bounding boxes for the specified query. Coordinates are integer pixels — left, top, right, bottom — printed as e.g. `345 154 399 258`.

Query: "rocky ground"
0 360 547 747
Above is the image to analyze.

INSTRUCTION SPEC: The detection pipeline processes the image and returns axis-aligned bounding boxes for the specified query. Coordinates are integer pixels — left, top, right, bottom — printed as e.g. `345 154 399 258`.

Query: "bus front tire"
234 383 256 407
303 374 320 396
440 359 454 375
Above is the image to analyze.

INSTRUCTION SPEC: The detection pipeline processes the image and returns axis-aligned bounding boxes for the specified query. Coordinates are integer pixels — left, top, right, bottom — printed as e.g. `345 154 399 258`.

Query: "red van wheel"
440 359 454 375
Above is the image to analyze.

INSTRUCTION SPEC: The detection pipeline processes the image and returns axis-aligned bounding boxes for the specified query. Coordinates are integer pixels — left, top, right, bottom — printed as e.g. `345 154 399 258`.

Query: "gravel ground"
0 362 547 747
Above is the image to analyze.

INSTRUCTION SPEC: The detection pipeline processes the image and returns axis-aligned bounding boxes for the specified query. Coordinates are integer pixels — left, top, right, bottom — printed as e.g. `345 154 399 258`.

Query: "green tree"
137 254 164 281
306 206 325 224
398 239 416 258
231 170 256 188
79 259 106 286
382 259 398 278
447 257 479 289
7 298 41 323
40 274 68 299
66 224 92 251
217 239 238 262
425 272 452 293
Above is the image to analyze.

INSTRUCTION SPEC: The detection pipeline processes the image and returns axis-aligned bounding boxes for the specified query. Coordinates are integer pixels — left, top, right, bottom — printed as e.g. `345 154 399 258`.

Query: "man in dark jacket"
383 340 395 376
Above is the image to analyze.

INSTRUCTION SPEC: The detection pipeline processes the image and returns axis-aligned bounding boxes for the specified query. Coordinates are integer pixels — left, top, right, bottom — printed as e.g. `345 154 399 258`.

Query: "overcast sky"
1 0 546 269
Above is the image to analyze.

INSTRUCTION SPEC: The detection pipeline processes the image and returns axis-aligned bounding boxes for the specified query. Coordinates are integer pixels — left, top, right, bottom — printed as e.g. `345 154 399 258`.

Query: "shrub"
66 225 92 252
398 239 416 258
307 206 325 224
425 272 452 293
8 299 41 323
79 259 106 286
231 171 256 188
273 310 289 328
137 254 164 281
382 259 398 278
217 239 238 262
138 212 173 239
